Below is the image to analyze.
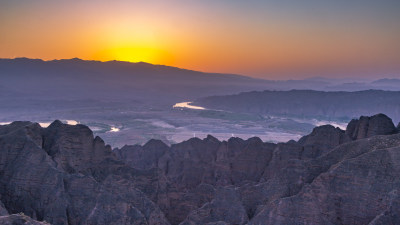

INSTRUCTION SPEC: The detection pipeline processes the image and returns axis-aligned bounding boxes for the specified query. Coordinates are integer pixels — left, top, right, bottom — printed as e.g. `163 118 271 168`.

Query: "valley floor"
0 98 349 148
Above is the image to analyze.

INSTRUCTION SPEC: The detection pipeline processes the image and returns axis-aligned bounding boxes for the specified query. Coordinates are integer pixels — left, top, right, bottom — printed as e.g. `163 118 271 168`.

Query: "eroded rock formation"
0 121 169 225
345 113 397 140
0 114 399 224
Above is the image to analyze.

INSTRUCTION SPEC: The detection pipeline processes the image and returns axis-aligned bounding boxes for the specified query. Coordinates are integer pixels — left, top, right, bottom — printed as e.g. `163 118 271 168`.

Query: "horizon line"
0 57 389 82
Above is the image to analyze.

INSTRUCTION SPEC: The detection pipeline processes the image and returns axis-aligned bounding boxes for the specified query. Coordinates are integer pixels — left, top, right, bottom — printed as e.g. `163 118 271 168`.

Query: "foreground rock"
0 213 50 225
0 114 399 224
115 114 400 224
249 134 400 224
346 113 397 140
0 121 169 225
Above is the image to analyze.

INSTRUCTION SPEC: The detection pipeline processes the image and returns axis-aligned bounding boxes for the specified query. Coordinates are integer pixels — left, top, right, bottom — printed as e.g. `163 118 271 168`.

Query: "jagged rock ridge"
0 114 399 224
0 121 169 225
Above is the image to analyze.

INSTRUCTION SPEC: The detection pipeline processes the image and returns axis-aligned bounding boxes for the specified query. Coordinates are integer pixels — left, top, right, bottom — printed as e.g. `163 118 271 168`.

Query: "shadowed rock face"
114 139 169 171
1 114 400 225
115 114 400 224
298 125 351 158
346 113 397 140
248 137 400 225
0 121 169 225
0 200 8 216
180 187 249 225
0 213 51 225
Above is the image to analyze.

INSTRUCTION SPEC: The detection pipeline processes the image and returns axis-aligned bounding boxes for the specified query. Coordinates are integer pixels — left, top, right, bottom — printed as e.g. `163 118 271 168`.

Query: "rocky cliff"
0 121 169 225
0 114 399 224
345 114 397 140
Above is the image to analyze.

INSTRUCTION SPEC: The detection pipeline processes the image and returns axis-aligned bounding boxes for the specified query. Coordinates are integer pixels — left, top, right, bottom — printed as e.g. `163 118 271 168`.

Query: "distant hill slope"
0 58 271 104
1 58 400 105
195 90 400 121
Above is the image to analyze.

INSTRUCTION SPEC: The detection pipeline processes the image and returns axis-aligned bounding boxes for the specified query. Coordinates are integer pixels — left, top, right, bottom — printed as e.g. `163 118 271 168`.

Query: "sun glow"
109 47 159 63
2 1 399 78
93 46 175 65
89 19 176 64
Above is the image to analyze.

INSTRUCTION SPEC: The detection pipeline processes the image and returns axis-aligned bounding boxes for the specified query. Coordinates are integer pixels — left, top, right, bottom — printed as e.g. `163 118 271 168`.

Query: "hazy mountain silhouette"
2 58 400 147
1 58 400 106
0 58 270 104
195 90 400 121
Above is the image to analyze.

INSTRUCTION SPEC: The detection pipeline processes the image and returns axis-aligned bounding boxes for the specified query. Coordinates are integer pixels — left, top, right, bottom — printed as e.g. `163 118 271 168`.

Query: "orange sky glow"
1 0 399 79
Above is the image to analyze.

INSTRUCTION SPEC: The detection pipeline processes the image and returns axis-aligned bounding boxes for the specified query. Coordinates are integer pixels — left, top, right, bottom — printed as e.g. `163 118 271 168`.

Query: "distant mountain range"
1 58 400 106
0 58 268 104
2 58 399 144
195 90 400 122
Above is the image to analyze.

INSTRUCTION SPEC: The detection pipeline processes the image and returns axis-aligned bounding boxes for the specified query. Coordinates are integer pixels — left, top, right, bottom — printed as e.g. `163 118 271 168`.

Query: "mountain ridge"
0 57 258 81
195 89 400 122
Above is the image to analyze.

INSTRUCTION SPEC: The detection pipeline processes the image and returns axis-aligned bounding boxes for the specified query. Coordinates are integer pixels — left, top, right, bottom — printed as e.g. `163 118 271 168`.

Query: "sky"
1 0 400 79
